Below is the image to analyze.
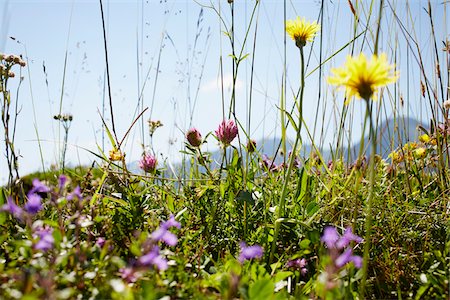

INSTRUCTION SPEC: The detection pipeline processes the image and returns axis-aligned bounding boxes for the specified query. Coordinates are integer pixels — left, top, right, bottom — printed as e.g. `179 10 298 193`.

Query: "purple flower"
321 226 340 248
67 186 83 201
161 214 181 230
1 197 24 220
138 246 168 271
336 227 364 249
286 258 308 275
321 226 363 270
29 179 50 195
186 128 202 147
34 226 54 252
119 267 139 283
238 242 263 263
24 193 43 214
58 175 67 191
139 153 157 173
335 248 363 269
96 237 106 248
151 215 181 246
151 227 178 246
215 120 238 146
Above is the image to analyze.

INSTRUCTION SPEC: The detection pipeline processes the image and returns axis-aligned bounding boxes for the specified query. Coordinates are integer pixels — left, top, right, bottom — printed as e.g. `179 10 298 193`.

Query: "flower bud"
186 128 202 147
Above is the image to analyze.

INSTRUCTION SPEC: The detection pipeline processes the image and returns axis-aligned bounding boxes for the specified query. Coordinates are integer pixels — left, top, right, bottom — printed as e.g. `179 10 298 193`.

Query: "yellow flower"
414 147 427 159
419 134 430 144
285 17 320 48
109 149 124 161
328 53 398 103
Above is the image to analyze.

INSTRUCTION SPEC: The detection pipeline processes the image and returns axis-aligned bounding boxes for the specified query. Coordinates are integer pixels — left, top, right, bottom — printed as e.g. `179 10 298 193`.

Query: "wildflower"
215 119 238 146
336 227 364 249
95 237 106 248
321 226 340 249
328 53 398 102
285 17 320 48
260 154 282 172
139 153 157 173
58 174 67 191
246 139 256 153
148 120 163 137
186 128 202 147
238 242 263 263
321 226 363 269
24 193 43 214
119 267 139 283
151 215 180 246
444 100 450 109
286 258 308 275
419 134 431 144
34 226 54 252
67 186 83 201
335 248 363 269
138 246 168 271
109 149 124 161
29 178 51 195
1 197 24 220
161 214 181 229
414 147 427 159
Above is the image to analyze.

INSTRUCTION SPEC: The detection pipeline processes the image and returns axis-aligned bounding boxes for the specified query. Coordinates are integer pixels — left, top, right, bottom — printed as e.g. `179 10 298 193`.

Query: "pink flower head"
139 153 157 173
186 128 202 147
215 120 238 146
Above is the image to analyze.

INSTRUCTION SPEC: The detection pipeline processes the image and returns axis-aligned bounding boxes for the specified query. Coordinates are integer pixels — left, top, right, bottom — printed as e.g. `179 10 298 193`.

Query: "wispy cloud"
201 73 243 93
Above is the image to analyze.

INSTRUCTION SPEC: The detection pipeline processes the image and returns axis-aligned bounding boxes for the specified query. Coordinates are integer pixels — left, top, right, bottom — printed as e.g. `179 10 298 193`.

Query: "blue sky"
0 0 448 183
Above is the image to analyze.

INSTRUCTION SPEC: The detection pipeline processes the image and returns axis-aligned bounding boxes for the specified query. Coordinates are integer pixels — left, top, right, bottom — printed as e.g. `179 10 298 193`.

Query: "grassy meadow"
0 0 449 299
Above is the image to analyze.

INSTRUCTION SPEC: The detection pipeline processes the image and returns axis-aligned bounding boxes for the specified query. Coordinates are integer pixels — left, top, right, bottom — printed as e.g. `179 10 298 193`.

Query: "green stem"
269 46 305 264
360 98 376 297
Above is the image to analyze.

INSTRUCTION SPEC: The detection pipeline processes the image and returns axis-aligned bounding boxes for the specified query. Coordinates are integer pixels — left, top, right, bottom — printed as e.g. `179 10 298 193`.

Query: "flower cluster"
33 225 54 252
321 226 363 269
0 53 26 79
109 148 125 162
1 179 50 220
286 258 308 276
139 153 157 173
120 215 181 283
148 120 163 137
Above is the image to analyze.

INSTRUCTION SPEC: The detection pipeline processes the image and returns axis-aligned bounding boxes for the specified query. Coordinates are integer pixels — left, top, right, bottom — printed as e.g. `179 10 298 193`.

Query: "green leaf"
296 167 308 203
249 278 274 300
274 271 293 282
299 239 310 249
305 201 319 216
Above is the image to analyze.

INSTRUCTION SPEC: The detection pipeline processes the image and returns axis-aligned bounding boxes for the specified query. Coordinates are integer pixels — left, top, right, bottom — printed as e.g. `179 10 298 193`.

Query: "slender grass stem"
269 46 305 264
360 98 376 298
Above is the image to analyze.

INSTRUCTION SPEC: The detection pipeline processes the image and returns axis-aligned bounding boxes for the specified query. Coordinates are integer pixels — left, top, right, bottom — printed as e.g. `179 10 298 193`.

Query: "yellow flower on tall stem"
328 53 398 103
285 17 320 48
